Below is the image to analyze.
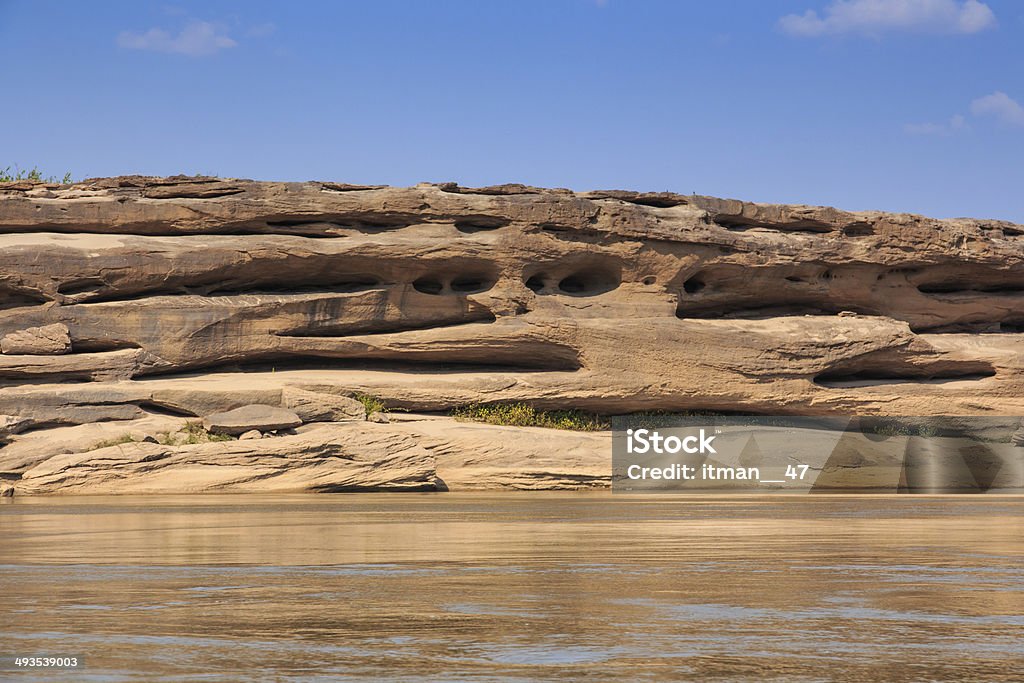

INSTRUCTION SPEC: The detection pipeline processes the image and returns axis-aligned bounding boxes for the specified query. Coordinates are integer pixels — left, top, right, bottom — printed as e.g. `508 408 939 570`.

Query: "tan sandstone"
1 175 1022 494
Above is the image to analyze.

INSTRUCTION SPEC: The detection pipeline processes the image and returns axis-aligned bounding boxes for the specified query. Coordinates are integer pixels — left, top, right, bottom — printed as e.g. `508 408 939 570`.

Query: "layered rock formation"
1 175 1022 494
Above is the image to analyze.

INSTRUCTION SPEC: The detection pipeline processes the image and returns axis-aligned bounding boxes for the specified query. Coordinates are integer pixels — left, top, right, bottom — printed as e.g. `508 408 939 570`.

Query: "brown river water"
1 493 1022 681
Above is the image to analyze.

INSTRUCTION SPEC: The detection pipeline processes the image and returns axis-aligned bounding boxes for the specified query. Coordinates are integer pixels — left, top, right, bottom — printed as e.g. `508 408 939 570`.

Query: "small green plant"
0 165 73 184
91 434 140 450
352 392 386 418
91 423 234 450
178 421 234 444
870 420 941 438
450 402 609 431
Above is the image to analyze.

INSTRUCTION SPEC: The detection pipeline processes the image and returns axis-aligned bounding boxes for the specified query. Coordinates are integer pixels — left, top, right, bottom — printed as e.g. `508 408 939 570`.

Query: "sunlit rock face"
1 175 1022 493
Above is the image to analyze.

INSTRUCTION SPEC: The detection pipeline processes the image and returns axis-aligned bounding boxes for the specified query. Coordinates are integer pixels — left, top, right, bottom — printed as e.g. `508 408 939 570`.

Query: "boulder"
239 429 263 440
281 388 365 422
202 404 302 436
1 323 71 355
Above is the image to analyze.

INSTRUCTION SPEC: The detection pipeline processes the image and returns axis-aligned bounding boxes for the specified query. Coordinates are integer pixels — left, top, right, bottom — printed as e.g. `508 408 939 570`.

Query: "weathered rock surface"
202 404 302 436
281 388 365 422
385 417 610 490
13 424 435 494
1 414 32 438
1 323 71 355
0 414 189 474
1 175 1023 493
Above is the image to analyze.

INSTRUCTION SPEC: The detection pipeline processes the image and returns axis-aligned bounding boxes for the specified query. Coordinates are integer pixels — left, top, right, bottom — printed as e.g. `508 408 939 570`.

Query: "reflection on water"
1 494 1022 681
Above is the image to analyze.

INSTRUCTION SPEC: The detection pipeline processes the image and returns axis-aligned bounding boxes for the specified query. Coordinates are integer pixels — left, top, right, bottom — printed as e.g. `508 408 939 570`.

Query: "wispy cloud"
904 114 967 136
970 91 1024 126
905 91 1024 136
780 0 996 37
246 22 277 38
117 20 237 57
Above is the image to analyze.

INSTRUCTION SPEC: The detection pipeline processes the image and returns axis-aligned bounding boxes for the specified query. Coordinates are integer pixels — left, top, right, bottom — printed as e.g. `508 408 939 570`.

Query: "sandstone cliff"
1 175 1022 493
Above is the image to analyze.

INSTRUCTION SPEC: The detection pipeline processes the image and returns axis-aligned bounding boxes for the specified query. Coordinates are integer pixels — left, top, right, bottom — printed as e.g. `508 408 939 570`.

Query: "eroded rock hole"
558 275 587 293
203 276 383 296
450 277 488 294
454 218 509 233
413 277 444 295
525 263 620 297
557 269 619 296
814 360 996 388
58 278 106 296
714 217 833 234
842 222 875 237
334 277 382 293
917 282 1024 295
683 277 706 294
413 270 496 296
0 288 49 311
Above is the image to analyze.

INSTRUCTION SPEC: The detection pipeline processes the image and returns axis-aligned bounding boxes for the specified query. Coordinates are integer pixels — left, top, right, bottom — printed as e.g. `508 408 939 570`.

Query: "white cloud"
779 0 996 37
904 114 967 135
117 20 237 57
970 91 1024 126
246 22 277 38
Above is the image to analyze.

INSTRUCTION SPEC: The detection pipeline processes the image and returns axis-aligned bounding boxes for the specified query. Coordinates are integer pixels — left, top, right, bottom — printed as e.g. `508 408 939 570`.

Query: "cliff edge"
2 175 1022 494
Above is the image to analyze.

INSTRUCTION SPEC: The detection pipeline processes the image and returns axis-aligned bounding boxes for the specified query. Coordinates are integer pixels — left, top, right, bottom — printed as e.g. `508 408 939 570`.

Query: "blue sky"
1 0 1022 221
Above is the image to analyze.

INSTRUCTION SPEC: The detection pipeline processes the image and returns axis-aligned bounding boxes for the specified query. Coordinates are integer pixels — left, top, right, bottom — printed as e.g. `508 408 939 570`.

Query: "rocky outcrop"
1 175 1022 494
1 323 71 355
281 388 365 422
13 423 436 494
202 404 303 436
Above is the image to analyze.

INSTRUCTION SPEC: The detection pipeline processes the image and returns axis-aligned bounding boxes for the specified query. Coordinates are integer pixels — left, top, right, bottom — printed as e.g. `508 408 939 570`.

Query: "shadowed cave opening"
0 288 50 311
712 217 835 234
917 282 1024 295
277 311 498 338
454 217 510 233
204 277 385 296
682 277 705 294
450 277 490 293
58 278 107 296
814 360 996 388
140 352 582 379
412 272 496 296
675 264 1024 333
263 215 418 233
412 277 444 295
525 263 621 296
52 275 389 304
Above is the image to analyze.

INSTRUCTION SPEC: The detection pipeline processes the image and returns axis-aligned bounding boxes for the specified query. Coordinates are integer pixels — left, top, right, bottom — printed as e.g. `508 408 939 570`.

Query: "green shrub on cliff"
450 402 608 431
1 165 73 184
352 393 386 418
